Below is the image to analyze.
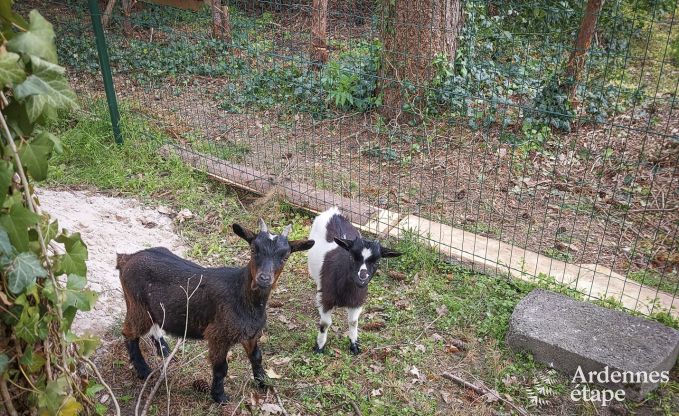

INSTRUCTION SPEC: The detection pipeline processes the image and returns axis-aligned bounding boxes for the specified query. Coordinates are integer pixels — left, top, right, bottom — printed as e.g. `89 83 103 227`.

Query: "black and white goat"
307 207 402 354
116 219 314 404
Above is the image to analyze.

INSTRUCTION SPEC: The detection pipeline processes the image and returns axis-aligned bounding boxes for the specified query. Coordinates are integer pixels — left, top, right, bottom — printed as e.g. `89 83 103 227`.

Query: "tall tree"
310 0 329 68
562 0 605 101
210 0 231 41
378 0 463 121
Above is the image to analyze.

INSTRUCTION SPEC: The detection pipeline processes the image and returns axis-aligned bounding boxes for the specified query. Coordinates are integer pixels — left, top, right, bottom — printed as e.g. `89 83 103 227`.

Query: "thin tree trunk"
102 0 117 27
310 0 329 68
563 0 605 100
120 0 132 35
378 0 463 121
209 0 231 41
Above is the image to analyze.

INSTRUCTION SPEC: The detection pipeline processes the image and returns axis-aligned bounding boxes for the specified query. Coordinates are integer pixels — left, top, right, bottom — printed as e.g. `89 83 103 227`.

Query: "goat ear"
289 239 315 253
232 223 256 244
333 237 353 251
380 246 403 258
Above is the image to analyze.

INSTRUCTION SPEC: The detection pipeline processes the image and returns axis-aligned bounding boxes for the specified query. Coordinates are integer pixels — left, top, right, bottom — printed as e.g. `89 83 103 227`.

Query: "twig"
135 367 161 415
80 355 121 416
441 372 528 416
271 386 289 416
0 377 19 416
180 275 202 357
140 339 184 416
628 206 678 214
349 401 362 416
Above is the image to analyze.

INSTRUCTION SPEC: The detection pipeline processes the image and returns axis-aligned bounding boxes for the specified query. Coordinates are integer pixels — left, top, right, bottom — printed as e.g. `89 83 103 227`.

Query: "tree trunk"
120 0 132 35
209 0 231 41
563 0 605 101
310 0 329 68
378 0 463 121
102 0 117 27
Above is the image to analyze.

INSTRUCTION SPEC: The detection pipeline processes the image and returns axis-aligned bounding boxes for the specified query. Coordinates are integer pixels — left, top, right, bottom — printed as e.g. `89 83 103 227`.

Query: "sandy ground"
36 188 185 337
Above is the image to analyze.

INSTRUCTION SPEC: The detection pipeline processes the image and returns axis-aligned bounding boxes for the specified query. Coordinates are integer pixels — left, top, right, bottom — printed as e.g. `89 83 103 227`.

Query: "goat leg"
126 338 152 379
242 339 267 389
210 357 230 404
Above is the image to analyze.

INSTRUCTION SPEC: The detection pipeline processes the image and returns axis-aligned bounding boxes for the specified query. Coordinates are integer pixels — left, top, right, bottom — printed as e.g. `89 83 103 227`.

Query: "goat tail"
116 253 131 270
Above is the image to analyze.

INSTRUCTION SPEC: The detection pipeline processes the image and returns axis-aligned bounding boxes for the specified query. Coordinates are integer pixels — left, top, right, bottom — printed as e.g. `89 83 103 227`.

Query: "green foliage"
0 1 100 414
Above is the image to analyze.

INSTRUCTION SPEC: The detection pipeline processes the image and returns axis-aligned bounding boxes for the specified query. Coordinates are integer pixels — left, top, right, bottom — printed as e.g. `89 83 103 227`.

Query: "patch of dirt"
37 187 185 337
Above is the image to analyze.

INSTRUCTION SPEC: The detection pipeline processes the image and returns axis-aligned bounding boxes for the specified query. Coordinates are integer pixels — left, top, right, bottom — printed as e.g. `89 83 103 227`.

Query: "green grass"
47 99 679 415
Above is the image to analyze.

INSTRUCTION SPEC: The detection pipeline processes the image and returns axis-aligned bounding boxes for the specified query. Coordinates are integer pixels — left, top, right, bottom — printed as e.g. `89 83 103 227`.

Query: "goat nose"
258 274 272 283
359 270 369 281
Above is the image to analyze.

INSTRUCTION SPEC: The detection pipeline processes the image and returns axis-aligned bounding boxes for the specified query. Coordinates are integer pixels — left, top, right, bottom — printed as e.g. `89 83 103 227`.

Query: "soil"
36 187 186 337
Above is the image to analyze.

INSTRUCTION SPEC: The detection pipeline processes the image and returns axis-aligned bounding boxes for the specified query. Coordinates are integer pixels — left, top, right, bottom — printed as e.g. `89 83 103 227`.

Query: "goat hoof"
255 378 269 390
313 344 325 354
349 342 361 355
211 392 230 405
136 366 152 380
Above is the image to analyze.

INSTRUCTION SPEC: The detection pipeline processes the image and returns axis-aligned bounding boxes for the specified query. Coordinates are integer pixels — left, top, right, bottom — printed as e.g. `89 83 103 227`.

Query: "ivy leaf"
4 100 35 137
19 347 45 373
66 332 100 357
0 353 8 374
85 383 105 398
0 204 40 251
66 273 86 290
7 10 57 63
18 131 55 181
0 227 13 260
14 57 77 121
8 252 47 294
0 51 25 88
0 159 13 207
15 302 45 342
58 396 83 416
55 232 88 276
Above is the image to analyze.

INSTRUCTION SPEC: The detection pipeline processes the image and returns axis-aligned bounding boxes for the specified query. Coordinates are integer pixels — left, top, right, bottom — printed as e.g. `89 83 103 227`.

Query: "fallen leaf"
445 345 460 354
369 364 383 373
265 368 282 379
273 356 292 366
363 321 386 331
415 344 426 353
176 208 194 223
276 315 289 324
157 205 173 215
371 388 382 397
387 270 407 281
268 299 284 308
408 365 421 379
436 305 449 317
431 333 444 342
441 391 452 404
260 403 283 414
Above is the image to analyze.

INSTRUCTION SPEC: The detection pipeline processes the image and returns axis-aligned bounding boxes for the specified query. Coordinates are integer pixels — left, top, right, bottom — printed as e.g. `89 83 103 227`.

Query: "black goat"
307 207 401 354
116 219 314 403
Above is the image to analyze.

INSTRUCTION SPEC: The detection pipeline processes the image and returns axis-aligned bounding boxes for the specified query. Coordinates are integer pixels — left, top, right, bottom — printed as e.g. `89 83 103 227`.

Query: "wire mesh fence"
44 0 678 317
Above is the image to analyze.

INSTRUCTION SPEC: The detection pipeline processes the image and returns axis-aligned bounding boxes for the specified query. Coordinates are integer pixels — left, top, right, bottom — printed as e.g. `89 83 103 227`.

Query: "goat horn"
258 218 268 233
281 223 292 238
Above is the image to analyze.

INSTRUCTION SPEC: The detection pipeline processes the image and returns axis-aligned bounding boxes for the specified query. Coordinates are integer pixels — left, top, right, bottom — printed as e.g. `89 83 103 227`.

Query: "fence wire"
42 0 679 317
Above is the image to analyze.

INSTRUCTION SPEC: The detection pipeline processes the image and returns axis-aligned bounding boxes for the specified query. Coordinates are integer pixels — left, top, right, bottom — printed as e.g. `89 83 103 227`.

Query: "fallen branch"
80 355 121 416
349 401 362 416
441 372 528 416
140 339 184 416
271 386 289 416
0 377 19 416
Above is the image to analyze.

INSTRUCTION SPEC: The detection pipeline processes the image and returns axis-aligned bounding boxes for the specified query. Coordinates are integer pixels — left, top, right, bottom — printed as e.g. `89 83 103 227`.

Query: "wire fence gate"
44 0 679 318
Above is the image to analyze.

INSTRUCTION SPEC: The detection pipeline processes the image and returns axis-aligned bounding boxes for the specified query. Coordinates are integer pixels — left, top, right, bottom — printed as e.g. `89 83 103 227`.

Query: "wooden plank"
143 0 204 11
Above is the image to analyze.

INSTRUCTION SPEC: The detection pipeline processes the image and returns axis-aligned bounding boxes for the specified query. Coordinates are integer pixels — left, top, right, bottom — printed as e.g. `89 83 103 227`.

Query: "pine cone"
192 378 210 393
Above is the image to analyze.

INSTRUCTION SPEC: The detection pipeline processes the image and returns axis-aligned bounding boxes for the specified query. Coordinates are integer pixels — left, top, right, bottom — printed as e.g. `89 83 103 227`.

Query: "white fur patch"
148 323 165 339
307 207 342 287
268 233 276 240
347 307 362 343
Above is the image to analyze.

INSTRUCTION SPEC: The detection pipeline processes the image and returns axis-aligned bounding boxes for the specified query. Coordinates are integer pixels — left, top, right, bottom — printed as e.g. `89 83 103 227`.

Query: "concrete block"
506 289 679 400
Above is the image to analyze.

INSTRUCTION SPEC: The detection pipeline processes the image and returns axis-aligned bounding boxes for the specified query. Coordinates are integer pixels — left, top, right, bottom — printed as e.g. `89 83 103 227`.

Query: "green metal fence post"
87 0 123 144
